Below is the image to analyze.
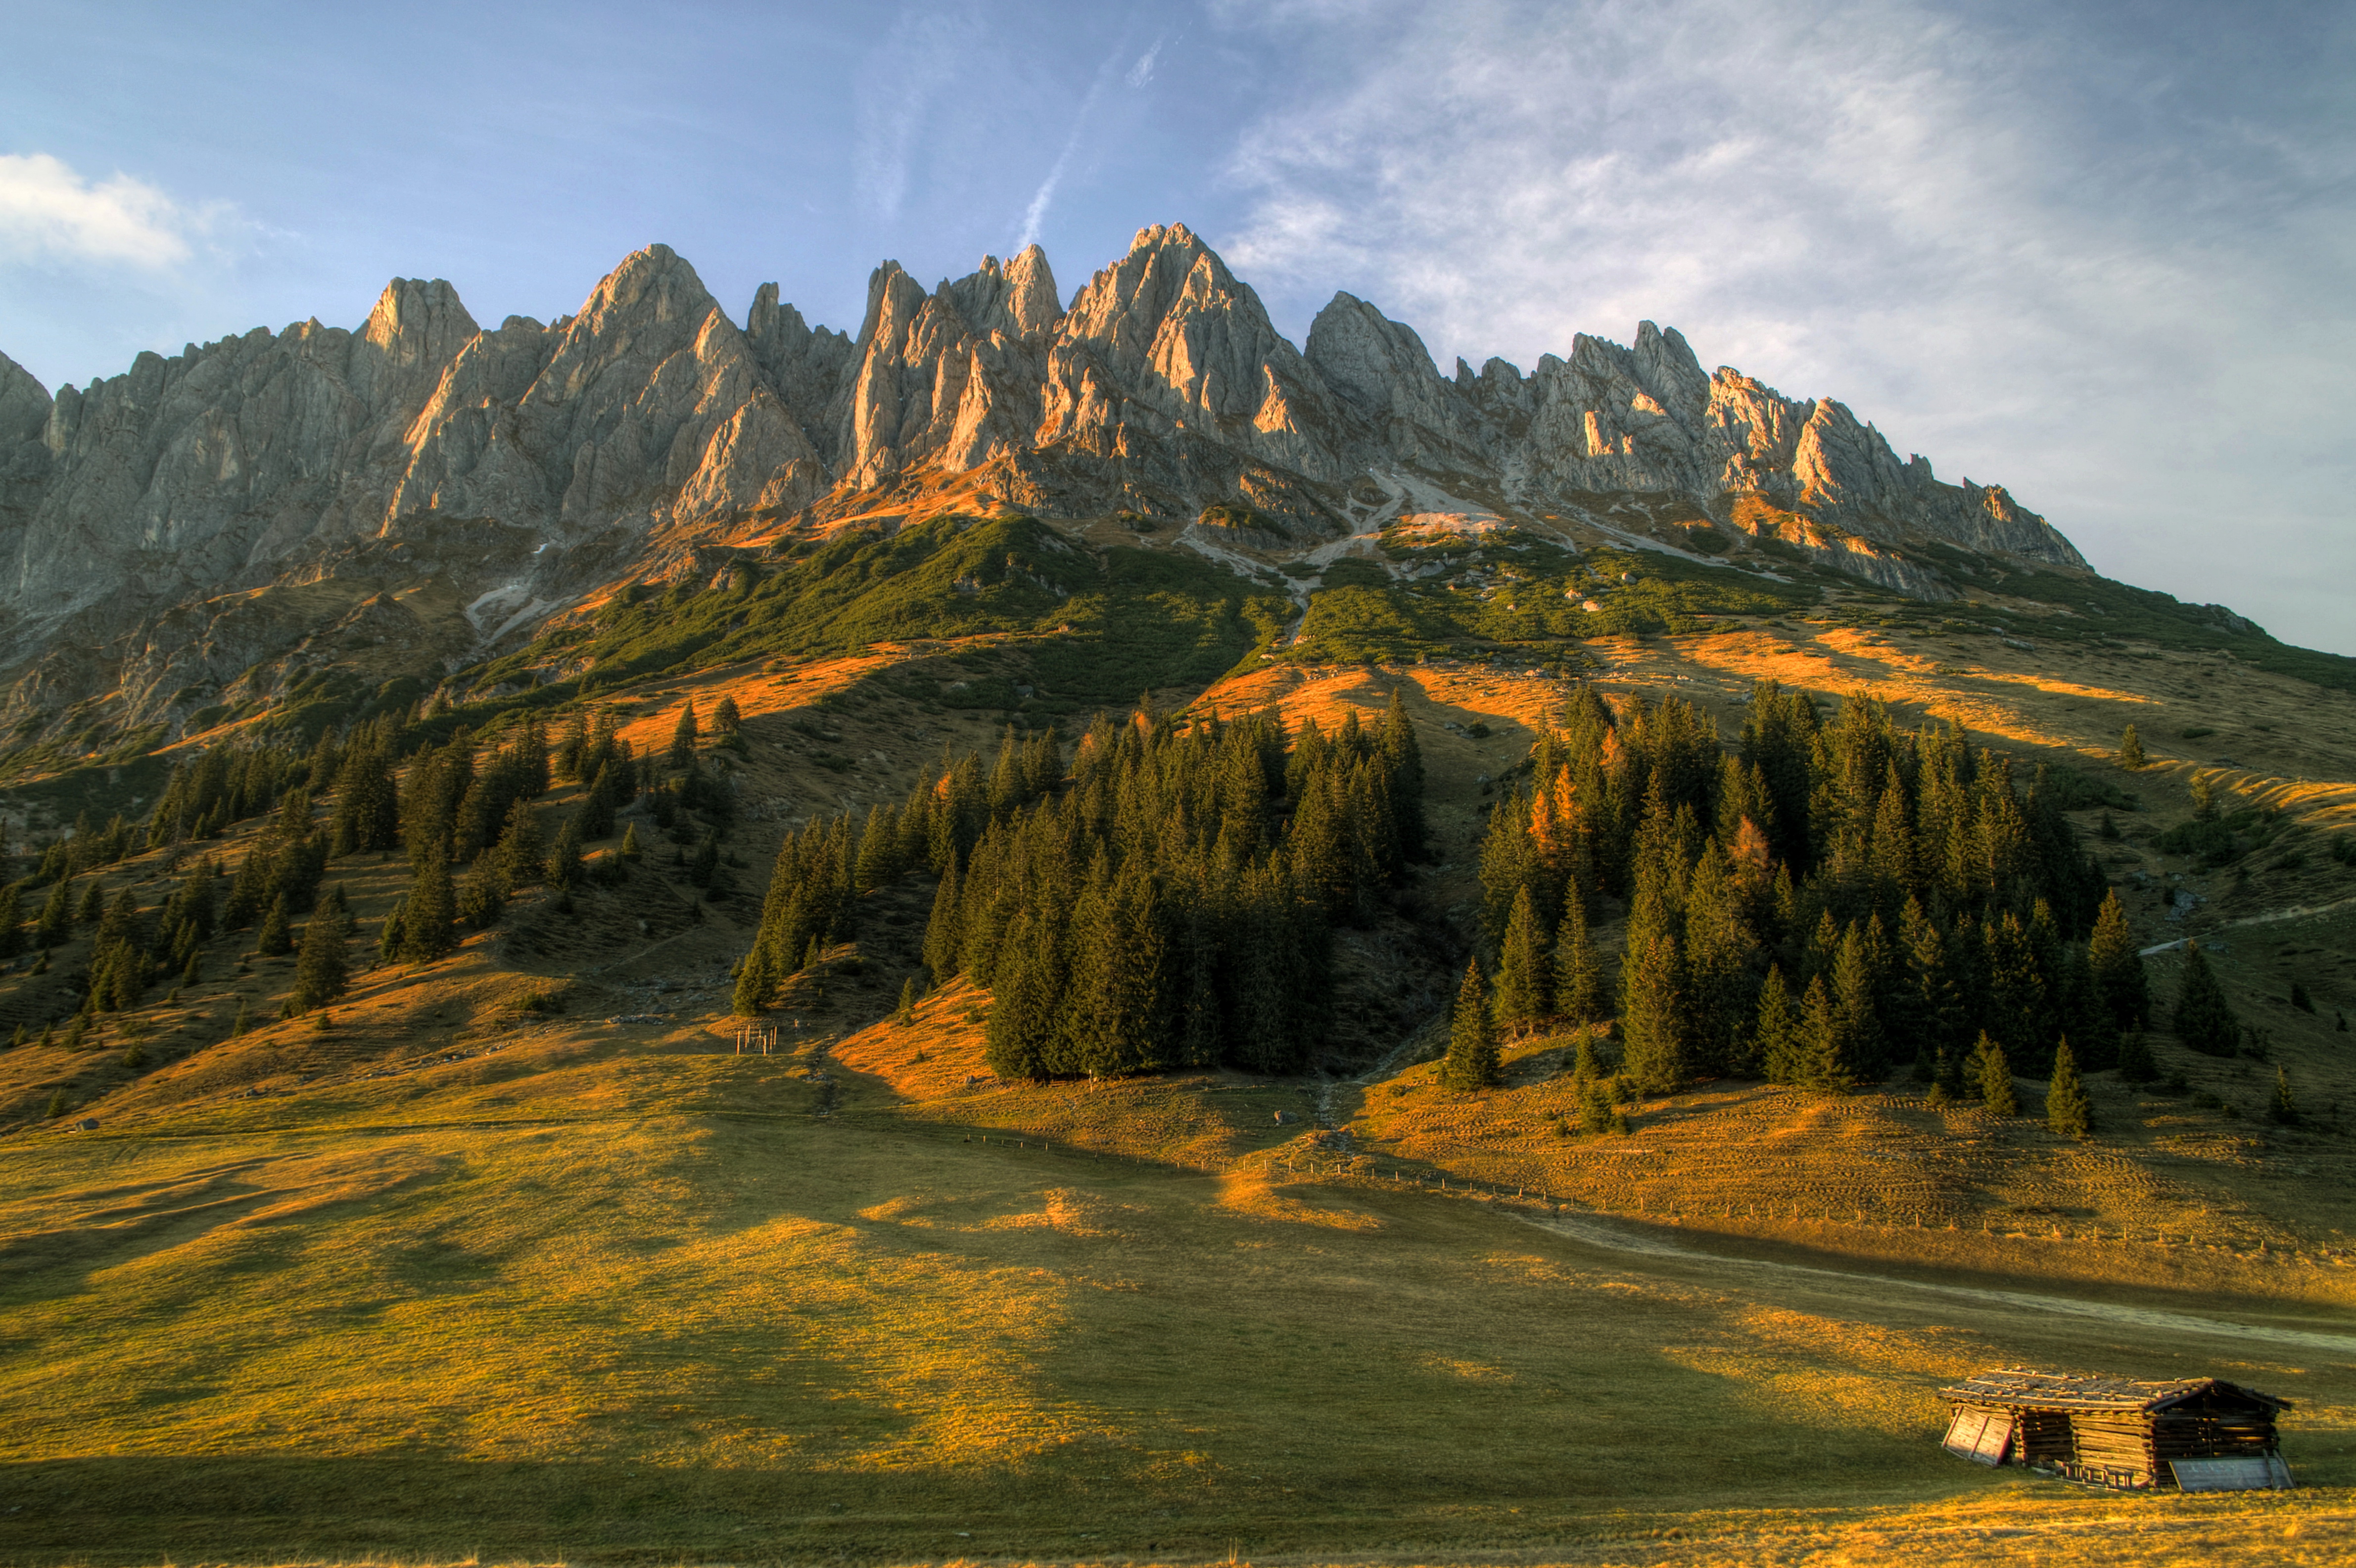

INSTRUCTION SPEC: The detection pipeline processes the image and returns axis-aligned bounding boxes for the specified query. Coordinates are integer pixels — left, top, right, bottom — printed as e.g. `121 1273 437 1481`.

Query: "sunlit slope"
2 1019 2353 1565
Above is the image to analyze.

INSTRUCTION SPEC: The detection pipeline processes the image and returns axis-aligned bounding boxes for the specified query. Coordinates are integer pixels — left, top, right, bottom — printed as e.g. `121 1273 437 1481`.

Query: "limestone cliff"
0 222 2100 747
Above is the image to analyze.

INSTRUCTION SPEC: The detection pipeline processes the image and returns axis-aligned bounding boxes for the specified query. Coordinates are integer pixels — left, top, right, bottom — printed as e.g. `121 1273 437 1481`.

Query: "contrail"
1016 33 1164 251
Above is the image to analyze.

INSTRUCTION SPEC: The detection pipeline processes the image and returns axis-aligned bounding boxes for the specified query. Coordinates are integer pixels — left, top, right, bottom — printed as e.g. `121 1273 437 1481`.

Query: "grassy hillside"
3 513 2356 1562
3 1011 2352 1565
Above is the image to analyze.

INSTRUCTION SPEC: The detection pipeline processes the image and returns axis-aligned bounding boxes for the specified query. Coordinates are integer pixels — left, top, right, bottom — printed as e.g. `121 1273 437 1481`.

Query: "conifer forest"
1475 682 2155 1102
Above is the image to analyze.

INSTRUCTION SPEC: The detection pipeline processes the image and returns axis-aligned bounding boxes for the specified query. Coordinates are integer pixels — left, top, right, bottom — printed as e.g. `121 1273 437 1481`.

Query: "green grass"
1912 544 2356 692
2 1021 2352 1565
439 517 1289 723
1288 544 1816 663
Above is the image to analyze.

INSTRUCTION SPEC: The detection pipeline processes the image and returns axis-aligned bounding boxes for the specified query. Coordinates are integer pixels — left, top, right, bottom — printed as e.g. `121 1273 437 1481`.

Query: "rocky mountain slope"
0 222 2142 767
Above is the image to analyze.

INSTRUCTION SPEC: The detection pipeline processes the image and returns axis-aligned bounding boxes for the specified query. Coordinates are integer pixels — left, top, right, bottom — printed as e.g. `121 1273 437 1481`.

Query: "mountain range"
0 221 2167 770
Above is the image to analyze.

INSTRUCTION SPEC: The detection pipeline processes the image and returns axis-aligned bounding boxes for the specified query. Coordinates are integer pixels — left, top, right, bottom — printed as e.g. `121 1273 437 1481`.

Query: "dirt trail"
2140 893 2356 955
1522 1211 2356 1354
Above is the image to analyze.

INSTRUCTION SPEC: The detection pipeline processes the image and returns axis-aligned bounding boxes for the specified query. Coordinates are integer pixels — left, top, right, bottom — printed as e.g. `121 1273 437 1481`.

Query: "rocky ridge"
0 222 2094 749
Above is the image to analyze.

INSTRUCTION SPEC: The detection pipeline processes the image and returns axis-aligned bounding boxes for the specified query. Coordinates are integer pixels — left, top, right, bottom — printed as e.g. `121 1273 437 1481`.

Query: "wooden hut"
1939 1368 2291 1491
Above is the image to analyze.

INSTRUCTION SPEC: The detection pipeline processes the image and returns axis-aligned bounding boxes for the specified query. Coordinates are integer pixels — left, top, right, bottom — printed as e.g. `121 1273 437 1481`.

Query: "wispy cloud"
1210 0 2356 650
0 152 208 268
1126 35 1165 88
1015 32 1155 251
852 4 985 221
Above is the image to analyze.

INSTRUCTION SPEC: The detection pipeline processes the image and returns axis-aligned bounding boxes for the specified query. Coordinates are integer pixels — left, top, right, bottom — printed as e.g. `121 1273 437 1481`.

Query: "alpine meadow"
0 222 2353 1568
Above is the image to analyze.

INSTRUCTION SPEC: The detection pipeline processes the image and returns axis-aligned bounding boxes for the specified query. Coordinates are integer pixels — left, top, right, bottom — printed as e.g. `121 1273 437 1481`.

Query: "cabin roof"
1938 1367 2290 1415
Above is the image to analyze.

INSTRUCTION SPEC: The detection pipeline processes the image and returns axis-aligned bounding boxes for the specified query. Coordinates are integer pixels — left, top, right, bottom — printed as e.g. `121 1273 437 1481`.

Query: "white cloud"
0 152 202 268
1015 33 1138 252
1126 36 1165 89
852 4 985 221
1209 0 2356 651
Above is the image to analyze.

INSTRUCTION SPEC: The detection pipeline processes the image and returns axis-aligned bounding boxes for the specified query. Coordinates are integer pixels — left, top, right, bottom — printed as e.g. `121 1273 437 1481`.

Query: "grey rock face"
0 220 2096 739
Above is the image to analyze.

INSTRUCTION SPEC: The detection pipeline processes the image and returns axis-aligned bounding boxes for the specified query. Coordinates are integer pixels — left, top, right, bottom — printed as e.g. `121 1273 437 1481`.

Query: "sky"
3 0 2351 653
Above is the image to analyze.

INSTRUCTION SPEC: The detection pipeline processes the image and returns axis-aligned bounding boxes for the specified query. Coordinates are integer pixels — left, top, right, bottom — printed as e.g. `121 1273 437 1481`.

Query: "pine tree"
399 846 457 962
668 699 700 771
620 821 643 860
2118 724 2145 769
1552 892 1605 1026
457 852 505 929
1755 965 1802 1083
2088 889 2149 1031
731 943 774 1017
2172 940 2241 1057
1570 1030 1606 1083
1974 1033 2020 1115
1492 887 1549 1034
35 877 71 948
496 800 545 888
256 892 292 957
1792 973 1850 1090
292 914 348 1012
1619 930 1689 1095
1440 961 1500 1091
2046 1038 2092 1137
922 855 964 984
2116 1030 2159 1084
713 695 741 737
545 814 584 889
896 977 917 1025
2269 1065 2300 1126
1577 1079 1612 1134
1829 923 1884 1083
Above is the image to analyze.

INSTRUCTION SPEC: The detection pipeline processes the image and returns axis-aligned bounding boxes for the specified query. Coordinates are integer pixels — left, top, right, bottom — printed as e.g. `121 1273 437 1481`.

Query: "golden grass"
5 609 2356 1562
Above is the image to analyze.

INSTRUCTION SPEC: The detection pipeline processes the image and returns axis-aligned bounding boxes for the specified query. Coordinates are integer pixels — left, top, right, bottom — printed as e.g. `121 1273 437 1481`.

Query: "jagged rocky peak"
0 349 49 448
945 245 1062 338
1050 222 1348 479
347 276 479 411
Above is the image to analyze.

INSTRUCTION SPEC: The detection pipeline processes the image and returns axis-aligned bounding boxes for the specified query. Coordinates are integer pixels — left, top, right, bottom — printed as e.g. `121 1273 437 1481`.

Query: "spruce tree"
1553 891 1605 1026
1754 965 1801 1083
256 892 292 957
1829 924 1884 1083
2046 1038 2092 1137
896 976 917 1025
1619 931 1689 1095
2269 1065 2300 1126
544 814 584 889
1440 961 1500 1091
399 848 457 962
1571 1030 1606 1083
1793 974 1849 1090
2088 889 2149 1031
668 699 700 771
2118 724 2145 769
35 877 70 948
496 799 545 888
1492 887 1549 1035
1577 1079 1611 1134
1975 1033 2020 1115
620 821 643 860
2172 940 2241 1057
731 944 774 1017
712 695 741 736
922 855 964 984
292 914 348 1012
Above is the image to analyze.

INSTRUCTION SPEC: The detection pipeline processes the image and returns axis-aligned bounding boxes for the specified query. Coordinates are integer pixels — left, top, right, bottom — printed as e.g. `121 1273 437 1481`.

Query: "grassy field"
4 586 2356 1564
3 1010 2354 1566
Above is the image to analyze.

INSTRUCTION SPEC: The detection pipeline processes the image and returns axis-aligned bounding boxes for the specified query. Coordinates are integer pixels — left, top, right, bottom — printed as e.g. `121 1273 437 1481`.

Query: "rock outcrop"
0 221 2094 743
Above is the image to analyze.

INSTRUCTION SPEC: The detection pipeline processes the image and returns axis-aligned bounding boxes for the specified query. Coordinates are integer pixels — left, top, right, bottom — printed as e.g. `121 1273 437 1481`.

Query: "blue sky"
4 0 2351 653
